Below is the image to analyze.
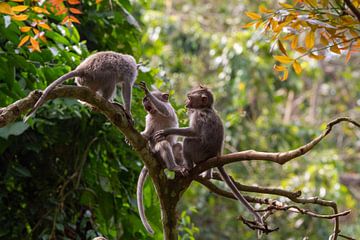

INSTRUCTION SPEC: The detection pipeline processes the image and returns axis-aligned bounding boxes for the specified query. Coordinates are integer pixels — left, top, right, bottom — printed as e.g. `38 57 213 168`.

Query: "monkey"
136 81 186 234
154 86 265 228
24 51 138 121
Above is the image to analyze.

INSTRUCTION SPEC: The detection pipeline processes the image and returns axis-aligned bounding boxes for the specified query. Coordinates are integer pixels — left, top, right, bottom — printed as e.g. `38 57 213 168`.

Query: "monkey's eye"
143 97 148 102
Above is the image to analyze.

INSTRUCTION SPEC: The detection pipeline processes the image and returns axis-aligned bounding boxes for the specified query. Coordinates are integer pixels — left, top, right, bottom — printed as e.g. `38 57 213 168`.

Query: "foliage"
245 0 360 80
0 0 359 239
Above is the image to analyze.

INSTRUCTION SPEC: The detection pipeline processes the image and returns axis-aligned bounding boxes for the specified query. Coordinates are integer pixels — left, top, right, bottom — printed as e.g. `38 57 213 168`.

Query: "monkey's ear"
162 93 169 101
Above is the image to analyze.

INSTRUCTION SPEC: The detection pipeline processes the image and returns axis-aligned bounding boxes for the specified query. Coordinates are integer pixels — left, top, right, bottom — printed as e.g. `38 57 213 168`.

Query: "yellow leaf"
309 54 325 60
30 37 40 52
281 69 289 81
273 64 286 71
0 2 14 15
259 5 273 13
278 40 287 56
330 44 341 54
305 0 318 7
292 61 302 74
274 55 294 64
18 35 29 47
305 31 315 49
38 23 51 30
320 33 328 46
20 26 31 32
245 11 262 20
241 22 256 28
11 5 29 12
279 3 293 8
32 6 50 14
291 36 298 49
11 14 28 21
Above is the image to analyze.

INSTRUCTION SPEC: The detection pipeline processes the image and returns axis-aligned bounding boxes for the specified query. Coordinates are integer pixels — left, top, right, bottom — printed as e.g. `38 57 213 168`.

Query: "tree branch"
344 0 360 22
189 117 360 177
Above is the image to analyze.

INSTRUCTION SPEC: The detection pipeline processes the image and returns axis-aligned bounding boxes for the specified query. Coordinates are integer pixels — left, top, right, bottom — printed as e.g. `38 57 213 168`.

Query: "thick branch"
344 0 360 22
189 117 360 177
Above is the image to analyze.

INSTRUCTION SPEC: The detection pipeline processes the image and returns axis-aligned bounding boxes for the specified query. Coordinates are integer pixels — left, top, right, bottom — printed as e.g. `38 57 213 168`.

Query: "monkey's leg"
217 166 264 227
122 81 132 117
136 167 155 234
155 141 183 171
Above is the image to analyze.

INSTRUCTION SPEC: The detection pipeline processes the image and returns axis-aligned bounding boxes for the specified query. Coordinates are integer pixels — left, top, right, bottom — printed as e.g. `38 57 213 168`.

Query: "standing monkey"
154 86 265 228
137 81 185 234
25 51 138 121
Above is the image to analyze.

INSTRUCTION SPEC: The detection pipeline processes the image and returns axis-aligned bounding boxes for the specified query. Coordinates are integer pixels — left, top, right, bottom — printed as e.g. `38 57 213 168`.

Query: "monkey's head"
185 86 214 109
143 91 169 114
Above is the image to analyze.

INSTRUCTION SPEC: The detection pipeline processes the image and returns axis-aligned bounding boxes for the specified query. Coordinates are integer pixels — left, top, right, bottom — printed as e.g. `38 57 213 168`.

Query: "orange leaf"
11 14 28 21
279 3 293 8
20 26 31 32
245 11 262 20
18 35 30 47
67 0 81 5
69 15 80 24
292 61 302 74
11 0 24 2
241 22 256 28
30 37 41 52
12 5 29 12
96 0 103 4
69 7 81 14
38 23 51 30
330 44 341 54
278 40 287 56
274 55 294 64
55 8 67 16
39 32 47 43
345 49 352 64
33 28 40 36
0 2 14 15
305 30 315 49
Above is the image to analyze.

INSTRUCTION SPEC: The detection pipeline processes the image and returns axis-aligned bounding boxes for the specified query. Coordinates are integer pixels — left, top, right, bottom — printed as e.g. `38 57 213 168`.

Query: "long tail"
24 70 79 122
217 166 264 225
136 166 155 234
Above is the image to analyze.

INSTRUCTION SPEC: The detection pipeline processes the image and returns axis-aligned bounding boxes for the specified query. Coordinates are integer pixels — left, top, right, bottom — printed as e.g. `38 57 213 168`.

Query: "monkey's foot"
112 102 134 125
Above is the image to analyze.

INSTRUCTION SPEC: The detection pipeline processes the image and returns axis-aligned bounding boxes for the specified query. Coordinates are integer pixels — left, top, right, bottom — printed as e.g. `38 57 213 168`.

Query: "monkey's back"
183 109 224 164
75 51 137 88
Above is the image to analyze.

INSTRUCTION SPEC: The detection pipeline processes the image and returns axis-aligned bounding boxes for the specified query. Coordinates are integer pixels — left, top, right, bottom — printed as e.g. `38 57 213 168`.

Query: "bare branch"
344 0 360 22
189 117 360 177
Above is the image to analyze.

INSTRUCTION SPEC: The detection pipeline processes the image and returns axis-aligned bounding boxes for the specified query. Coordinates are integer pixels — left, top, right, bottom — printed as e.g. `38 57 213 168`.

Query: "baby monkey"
154 86 265 228
25 51 138 121
137 81 185 234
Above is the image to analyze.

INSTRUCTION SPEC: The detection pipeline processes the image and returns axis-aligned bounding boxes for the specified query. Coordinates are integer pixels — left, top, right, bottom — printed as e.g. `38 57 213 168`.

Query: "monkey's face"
186 92 210 109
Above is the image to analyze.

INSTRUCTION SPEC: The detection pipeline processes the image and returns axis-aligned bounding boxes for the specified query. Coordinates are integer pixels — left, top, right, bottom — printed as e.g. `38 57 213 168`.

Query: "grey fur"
137 82 184 234
154 87 264 227
25 51 137 121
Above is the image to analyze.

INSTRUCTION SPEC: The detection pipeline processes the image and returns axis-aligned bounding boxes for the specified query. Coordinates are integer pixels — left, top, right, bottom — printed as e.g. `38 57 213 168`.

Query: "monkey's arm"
154 127 197 142
147 92 171 117
141 125 153 140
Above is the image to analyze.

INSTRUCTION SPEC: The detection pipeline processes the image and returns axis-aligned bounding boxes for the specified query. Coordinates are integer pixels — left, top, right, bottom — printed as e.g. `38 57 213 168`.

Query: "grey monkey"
137 81 185 234
25 51 138 121
154 86 265 228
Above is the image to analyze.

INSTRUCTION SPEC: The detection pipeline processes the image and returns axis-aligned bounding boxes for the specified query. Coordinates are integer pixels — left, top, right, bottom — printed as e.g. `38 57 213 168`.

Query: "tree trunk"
161 199 178 240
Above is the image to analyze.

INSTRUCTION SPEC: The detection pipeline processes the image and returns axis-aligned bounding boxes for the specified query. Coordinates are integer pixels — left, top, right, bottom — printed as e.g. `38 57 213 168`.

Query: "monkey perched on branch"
137 81 185 234
25 51 138 121
154 86 265 228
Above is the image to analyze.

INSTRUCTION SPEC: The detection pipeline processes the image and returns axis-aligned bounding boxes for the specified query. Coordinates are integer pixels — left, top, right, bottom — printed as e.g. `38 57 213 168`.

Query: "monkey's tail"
24 70 79 122
137 166 155 235
217 166 264 225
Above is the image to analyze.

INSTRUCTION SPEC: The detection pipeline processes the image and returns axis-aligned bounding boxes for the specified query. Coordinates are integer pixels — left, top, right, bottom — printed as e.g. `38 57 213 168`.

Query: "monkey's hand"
139 81 149 94
153 130 167 142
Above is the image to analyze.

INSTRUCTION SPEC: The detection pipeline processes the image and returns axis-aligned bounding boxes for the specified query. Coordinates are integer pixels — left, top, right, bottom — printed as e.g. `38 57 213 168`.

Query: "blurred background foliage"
0 0 359 239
